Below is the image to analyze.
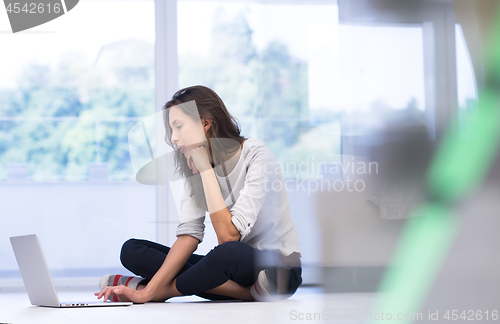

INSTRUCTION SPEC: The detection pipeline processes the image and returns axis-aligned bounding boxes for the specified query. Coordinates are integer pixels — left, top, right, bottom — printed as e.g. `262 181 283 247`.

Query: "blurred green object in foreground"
366 4 500 323
368 202 460 322
426 88 500 203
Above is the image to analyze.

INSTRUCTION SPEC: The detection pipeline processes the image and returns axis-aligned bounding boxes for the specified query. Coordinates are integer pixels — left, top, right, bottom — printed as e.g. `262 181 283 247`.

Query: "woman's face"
168 105 208 156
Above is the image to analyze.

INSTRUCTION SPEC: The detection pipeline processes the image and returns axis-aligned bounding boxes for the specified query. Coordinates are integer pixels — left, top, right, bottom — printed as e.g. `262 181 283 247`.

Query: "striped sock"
250 269 283 302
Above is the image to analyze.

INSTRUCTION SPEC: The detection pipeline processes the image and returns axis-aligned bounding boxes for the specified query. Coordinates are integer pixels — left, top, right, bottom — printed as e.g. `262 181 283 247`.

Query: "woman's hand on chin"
186 145 212 174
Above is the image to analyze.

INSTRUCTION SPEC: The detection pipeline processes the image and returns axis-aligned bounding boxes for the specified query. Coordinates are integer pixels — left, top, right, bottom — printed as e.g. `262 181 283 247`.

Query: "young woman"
95 85 302 303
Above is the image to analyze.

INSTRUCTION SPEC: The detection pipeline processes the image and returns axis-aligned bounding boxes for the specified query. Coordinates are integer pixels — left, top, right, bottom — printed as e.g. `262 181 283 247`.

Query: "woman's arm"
185 145 241 244
139 234 199 301
96 234 199 303
200 169 241 244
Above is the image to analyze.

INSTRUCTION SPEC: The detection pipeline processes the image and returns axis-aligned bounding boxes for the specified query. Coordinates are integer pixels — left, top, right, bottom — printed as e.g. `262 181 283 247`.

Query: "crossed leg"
121 239 258 302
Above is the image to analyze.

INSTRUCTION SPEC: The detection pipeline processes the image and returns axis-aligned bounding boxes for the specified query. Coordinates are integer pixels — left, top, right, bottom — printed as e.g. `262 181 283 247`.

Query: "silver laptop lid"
10 234 60 307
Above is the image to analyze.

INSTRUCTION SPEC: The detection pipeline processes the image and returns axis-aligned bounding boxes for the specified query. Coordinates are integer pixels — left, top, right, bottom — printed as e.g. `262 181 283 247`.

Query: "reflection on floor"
0 287 378 324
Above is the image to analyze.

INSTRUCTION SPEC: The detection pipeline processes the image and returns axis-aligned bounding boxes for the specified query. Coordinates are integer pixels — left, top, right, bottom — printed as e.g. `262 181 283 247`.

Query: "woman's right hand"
187 154 200 174
95 285 152 304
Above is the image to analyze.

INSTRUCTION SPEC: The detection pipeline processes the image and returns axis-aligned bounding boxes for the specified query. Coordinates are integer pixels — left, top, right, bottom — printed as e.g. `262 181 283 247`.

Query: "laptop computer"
10 234 133 308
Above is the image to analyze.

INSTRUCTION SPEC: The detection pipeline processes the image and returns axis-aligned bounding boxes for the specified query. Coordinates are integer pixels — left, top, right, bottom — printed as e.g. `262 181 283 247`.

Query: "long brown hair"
163 85 246 211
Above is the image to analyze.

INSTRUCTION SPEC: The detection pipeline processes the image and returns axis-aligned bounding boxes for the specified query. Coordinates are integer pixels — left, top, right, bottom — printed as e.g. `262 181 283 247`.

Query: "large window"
0 1 155 181
177 2 429 179
178 1 342 182
0 0 156 282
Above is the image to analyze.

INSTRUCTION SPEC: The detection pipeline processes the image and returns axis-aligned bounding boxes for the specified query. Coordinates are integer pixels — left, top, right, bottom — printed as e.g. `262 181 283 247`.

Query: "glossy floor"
0 287 377 324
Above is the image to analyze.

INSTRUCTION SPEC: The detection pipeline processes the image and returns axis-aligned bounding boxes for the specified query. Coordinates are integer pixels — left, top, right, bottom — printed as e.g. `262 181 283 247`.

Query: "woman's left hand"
94 285 150 304
186 145 212 174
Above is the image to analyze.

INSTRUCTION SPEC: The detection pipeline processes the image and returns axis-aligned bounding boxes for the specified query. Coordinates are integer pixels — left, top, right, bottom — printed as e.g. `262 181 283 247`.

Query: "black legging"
120 238 302 301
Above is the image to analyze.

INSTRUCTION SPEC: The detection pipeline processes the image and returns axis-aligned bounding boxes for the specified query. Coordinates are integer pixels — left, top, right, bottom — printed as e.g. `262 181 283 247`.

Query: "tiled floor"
0 287 378 324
